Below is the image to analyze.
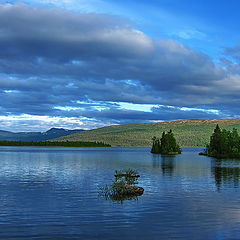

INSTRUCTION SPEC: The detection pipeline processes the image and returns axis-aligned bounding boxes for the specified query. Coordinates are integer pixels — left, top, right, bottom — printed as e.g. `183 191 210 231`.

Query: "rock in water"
124 184 144 196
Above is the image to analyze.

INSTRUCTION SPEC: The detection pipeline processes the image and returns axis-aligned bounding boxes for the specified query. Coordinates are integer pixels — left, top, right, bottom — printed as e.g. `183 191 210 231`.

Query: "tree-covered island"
151 130 181 154
201 124 240 158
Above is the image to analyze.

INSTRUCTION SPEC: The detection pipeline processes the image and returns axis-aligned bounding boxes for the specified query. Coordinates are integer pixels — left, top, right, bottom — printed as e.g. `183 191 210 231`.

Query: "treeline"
0 140 111 147
204 125 240 158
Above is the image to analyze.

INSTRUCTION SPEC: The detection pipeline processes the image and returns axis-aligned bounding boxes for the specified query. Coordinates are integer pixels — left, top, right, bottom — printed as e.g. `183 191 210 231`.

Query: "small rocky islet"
100 169 144 202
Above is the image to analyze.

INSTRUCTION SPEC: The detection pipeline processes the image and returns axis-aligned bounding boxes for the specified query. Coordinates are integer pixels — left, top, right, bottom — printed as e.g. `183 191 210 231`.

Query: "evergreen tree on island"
151 130 181 154
204 125 240 158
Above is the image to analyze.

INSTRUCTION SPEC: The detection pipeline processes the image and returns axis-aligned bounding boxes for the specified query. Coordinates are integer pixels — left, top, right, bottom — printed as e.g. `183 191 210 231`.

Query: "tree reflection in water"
152 154 176 176
212 159 240 190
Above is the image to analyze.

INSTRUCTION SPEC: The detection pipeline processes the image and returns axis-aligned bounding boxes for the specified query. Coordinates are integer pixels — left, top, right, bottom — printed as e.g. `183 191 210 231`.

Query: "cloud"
53 103 225 124
224 45 240 61
0 4 240 130
0 4 152 62
0 104 227 132
0 114 108 132
174 29 206 40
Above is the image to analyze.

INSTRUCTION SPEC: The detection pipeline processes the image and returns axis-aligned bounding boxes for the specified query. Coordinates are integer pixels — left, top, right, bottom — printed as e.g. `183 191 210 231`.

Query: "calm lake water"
0 146 240 240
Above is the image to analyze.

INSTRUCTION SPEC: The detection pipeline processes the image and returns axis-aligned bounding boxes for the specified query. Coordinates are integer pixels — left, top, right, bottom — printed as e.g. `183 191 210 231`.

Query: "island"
100 169 144 202
200 124 240 158
151 129 182 154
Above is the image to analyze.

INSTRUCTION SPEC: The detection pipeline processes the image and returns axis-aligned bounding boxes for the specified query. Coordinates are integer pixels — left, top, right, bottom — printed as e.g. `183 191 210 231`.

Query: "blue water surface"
0 146 239 240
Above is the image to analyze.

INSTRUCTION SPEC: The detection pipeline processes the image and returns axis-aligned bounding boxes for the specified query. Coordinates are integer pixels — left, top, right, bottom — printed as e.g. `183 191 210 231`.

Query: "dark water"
0 146 240 240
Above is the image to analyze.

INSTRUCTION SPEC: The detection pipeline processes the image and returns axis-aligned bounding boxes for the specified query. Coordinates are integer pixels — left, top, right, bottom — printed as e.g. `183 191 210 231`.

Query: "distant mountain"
0 128 83 142
55 119 240 147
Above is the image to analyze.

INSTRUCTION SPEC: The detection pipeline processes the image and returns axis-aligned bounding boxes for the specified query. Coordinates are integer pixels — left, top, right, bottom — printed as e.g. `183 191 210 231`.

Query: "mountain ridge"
0 128 84 142
55 119 240 147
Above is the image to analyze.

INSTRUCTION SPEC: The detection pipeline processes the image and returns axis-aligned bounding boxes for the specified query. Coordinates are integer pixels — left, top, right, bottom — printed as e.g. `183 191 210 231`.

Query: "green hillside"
55 119 240 147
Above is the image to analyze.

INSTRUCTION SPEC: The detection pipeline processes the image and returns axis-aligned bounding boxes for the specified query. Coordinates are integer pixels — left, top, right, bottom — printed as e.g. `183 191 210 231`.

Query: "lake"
0 146 240 240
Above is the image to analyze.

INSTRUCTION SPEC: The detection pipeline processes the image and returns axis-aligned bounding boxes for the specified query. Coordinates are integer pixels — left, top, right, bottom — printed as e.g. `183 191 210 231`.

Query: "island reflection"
212 159 240 190
152 154 176 176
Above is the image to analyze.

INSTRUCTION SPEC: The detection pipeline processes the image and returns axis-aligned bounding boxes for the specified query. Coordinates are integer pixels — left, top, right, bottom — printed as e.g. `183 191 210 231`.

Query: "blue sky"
0 0 240 131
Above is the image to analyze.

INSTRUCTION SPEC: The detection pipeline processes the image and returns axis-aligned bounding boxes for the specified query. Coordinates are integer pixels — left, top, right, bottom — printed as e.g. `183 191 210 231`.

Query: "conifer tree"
209 124 222 155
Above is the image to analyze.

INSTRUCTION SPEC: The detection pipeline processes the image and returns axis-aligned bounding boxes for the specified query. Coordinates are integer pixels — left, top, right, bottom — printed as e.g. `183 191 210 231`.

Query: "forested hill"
0 128 83 142
55 119 240 147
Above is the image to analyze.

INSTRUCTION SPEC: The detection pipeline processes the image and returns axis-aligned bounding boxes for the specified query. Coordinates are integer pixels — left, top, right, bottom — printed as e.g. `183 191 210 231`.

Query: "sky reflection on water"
0 147 240 240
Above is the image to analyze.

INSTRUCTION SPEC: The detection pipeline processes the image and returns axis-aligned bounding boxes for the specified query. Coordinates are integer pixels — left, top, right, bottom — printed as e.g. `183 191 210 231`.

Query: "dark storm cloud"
0 3 240 128
58 105 223 125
